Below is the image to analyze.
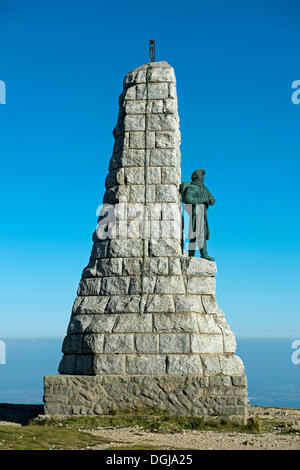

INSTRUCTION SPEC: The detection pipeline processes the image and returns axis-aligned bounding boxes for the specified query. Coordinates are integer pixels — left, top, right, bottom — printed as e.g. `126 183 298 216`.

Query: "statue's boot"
188 239 196 257
200 248 215 261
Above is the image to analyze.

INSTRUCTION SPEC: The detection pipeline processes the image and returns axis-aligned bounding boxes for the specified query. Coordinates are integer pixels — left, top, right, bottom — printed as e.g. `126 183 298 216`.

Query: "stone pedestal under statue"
44 61 248 418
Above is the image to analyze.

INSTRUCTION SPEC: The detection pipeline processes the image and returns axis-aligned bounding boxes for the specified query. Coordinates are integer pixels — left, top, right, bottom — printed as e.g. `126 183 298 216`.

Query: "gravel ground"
85 426 300 450
84 406 300 450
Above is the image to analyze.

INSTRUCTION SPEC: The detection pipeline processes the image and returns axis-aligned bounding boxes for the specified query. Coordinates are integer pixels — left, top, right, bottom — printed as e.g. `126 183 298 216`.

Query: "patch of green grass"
0 425 112 450
32 408 262 435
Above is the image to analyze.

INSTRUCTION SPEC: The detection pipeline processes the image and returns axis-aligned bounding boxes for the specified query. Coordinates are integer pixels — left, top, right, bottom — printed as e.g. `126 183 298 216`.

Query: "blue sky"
0 0 299 338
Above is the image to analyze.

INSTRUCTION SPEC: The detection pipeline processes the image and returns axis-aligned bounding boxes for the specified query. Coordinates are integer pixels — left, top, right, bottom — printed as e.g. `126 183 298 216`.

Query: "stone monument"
44 59 248 418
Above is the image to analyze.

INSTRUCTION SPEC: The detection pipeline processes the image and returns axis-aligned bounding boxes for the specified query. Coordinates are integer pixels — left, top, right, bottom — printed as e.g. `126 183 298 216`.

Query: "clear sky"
0 0 299 338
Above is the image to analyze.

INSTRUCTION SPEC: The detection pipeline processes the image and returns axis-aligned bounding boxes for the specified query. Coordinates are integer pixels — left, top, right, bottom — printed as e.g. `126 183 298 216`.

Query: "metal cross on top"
149 40 155 62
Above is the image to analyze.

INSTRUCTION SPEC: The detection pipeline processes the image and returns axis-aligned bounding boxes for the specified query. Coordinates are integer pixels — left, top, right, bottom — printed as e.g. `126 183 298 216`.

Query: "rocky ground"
79 406 300 450
1 404 300 450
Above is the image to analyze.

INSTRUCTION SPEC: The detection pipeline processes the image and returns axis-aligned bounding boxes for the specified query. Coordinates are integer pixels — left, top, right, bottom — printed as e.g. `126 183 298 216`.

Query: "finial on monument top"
149 40 155 63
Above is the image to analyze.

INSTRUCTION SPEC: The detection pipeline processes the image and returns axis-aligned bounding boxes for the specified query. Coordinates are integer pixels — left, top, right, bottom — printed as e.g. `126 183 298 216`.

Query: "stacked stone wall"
44 61 248 417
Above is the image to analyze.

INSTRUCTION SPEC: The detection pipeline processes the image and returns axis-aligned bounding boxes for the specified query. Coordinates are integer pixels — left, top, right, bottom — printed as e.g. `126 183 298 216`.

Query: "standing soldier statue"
180 169 215 260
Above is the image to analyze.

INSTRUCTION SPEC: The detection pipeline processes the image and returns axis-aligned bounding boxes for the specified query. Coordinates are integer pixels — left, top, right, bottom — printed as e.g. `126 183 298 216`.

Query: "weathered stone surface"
153 313 199 332
147 114 178 131
181 257 217 277
130 184 155 203
100 277 130 295
126 203 144 220
109 239 143 258
58 354 76 374
197 315 222 334
169 82 176 99
76 296 109 314
160 220 181 240
168 258 181 275
94 355 125 374
129 131 155 149
222 376 232 387
62 334 82 354
122 258 142 276
75 355 94 375
174 295 204 313
105 168 125 188
44 375 248 417
161 202 181 221
134 334 159 353
155 131 179 149
149 66 175 83
124 100 146 114
219 355 245 375
147 167 161 184
85 314 117 333
124 115 145 132
103 334 134 354
103 185 130 205
126 356 166 375
201 295 219 314
82 260 97 278
72 296 84 314
106 295 140 313
123 68 147 89
209 376 222 387
149 149 178 167
159 334 190 353
144 257 168 275
149 239 181 257
113 314 152 333
129 276 156 294
97 258 123 276
67 315 93 334
90 241 110 259
155 276 185 294
156 184 178 203
185 276 216 295
201 356 221 375
163 99 177 114
232 376 247 387
222 330 237 353
161 167 181 185
191 334 223 354
136 83 169 100
124 167 144 185
119 85 136 102
114 149 145 168
77 278 101 296
167 355 202 374
145 295 174 313
82 334 104 353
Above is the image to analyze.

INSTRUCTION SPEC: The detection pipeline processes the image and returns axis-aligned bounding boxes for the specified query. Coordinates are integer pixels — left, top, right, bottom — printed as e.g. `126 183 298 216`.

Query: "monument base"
44 374 248 419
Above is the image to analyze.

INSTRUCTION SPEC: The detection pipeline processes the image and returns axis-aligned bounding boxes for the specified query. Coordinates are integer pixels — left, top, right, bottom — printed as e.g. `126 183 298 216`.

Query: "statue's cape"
184 203 205 249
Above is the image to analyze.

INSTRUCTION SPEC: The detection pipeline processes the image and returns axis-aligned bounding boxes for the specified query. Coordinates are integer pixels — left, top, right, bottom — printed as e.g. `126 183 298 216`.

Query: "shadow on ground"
0 404 44 425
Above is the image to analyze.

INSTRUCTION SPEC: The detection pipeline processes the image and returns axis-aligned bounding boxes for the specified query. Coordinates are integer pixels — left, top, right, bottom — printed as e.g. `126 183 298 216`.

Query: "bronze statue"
180 169 215 260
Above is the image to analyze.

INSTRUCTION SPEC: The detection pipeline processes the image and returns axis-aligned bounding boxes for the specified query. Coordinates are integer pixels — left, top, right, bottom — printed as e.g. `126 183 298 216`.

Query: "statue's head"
191 169 205 183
